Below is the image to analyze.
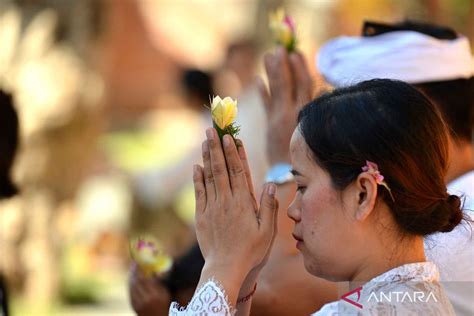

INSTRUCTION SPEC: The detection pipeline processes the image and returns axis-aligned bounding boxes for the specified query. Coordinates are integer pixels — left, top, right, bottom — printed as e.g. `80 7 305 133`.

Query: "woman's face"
288 129 362 281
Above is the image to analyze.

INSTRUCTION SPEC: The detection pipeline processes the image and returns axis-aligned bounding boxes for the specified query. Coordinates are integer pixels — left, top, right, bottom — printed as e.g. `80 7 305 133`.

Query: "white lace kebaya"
169 262 454 315
314 262 454 315
169 277 236 316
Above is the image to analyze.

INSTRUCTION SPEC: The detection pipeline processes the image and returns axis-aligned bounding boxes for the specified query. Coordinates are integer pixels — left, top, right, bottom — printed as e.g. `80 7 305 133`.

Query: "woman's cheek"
300 190 319 223
301 186 336 227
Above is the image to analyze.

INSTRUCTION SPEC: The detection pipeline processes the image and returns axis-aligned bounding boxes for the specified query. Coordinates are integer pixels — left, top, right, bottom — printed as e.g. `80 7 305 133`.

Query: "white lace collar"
315 262 454 315
368 261 438 285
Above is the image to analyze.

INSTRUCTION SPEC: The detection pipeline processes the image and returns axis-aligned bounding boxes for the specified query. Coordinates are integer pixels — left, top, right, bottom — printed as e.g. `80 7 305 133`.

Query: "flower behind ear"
362 160 395 202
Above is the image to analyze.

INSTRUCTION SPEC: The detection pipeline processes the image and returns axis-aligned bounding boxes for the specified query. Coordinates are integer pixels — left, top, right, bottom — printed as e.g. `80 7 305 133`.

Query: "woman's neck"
349 235 425 291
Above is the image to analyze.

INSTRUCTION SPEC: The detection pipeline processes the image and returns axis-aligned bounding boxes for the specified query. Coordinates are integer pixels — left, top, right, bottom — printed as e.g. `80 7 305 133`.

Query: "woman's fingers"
289 52 313 108
206 128 231 199
257 76 272 115
202 130 255 202
193 164 206 213
202 140 216 201
264 48 293 108
222 135 249 195
235 139 256 198
259 183 278 235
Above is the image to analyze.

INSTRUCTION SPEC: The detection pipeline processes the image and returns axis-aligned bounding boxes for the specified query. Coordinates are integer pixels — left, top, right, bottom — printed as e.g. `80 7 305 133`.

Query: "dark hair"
182 69 214 105
0 90 19 199
298 79 463 235
363 20 474 142
362 20 458 40
415 78 474 142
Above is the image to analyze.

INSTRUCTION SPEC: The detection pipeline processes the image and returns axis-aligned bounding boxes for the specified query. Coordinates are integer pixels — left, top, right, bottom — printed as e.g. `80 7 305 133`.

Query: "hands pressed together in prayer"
190 47 317 312
192 129 279 309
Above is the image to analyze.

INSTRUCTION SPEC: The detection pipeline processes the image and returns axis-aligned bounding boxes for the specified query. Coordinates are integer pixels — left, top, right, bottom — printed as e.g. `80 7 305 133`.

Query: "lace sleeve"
169 277 236 315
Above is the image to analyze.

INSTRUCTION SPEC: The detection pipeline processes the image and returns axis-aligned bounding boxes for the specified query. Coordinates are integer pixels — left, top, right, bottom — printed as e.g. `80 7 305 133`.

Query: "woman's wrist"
237 282 257 304
198 259 250 306
238 268 260 297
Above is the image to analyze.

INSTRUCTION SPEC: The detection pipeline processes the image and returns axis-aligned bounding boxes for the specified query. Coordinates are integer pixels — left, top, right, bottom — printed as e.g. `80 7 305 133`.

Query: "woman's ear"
352 173 378 221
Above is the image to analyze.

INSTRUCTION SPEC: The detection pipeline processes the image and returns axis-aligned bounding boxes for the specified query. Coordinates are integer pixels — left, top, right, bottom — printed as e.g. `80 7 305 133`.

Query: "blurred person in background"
0 89 20 316
317 20 474 316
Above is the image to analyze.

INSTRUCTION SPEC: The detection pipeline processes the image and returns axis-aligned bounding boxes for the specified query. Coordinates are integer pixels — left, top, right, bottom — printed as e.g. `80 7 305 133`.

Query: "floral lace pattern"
314 262 455 315
169 277 236 315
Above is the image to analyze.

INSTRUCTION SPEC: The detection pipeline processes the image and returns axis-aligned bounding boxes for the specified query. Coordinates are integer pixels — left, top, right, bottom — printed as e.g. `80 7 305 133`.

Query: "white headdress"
317 31 474 87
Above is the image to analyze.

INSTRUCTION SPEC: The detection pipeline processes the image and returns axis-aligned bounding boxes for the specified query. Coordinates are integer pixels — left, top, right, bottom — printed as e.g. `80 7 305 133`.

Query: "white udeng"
317 31 474 87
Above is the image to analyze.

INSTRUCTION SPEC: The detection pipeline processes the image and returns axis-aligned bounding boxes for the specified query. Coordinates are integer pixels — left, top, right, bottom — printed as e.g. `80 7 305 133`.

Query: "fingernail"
268 183 276 197
206 128 213 140
223 135 231 147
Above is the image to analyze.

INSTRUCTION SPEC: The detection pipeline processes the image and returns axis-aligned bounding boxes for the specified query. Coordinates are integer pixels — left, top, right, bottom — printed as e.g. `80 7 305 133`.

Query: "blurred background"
0 0 472 315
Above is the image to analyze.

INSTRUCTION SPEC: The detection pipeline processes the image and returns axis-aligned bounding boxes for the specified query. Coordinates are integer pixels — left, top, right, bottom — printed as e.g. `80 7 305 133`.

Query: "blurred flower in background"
269 8 297 51
130 235 172 277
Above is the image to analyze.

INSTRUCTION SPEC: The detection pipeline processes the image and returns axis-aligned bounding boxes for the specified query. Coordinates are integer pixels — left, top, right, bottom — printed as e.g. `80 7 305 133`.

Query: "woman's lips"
293 234 304 249
292 233 303 242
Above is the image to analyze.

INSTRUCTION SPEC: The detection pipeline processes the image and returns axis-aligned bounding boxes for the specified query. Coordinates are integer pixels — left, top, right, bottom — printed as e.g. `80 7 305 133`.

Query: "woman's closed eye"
296 185 306 193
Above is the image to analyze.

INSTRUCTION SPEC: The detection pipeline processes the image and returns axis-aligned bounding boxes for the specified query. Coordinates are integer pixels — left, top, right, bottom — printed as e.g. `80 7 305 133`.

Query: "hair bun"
438 194 463 232
397 194 463 235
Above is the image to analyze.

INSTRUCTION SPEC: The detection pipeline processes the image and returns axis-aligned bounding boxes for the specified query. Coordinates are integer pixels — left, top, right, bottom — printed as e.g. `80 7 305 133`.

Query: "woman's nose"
287 197 301 222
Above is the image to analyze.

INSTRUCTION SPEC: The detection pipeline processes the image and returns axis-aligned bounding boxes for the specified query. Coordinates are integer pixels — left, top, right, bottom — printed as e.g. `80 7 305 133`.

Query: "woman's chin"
303 257 322 277
303 258 345 282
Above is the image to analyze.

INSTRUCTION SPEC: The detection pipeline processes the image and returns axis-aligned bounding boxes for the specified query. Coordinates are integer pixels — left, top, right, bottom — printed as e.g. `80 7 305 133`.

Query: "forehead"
290 129 304 154
290 129 315 170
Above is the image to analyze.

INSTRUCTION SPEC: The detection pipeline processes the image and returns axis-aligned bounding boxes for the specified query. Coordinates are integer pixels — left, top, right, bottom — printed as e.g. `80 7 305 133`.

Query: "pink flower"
269 8 297 51
362 161 384 184
362 160 395 201
283 15 295 33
